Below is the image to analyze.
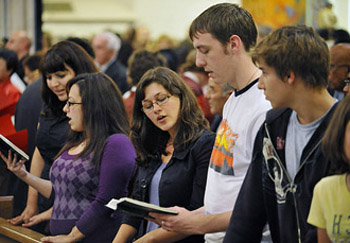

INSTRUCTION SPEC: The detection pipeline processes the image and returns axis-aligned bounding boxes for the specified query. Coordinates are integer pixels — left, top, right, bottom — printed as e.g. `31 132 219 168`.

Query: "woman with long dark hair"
2 73 137 242
114 67 215 242
8 41 98 232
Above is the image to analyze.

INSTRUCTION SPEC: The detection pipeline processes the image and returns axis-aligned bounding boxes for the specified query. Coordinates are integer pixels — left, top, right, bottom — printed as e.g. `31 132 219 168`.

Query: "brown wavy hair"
131 67 209 166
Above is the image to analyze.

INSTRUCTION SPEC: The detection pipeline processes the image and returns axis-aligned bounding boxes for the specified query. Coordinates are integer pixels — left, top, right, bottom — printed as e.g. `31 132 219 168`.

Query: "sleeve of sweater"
75 134 137 236
121 167 145 230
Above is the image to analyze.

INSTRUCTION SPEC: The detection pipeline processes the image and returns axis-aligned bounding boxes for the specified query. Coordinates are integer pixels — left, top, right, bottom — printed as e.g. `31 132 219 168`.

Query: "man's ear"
285 71 296 85
228 35 242 53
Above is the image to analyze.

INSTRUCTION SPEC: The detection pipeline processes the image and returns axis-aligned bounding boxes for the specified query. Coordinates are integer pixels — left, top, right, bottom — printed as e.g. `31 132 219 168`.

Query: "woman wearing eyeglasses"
114 67 215 243
2 73 137 242
5 41 98 233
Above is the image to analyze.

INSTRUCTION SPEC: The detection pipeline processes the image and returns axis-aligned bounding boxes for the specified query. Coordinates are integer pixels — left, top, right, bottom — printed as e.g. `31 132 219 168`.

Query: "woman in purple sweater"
1 73 137 242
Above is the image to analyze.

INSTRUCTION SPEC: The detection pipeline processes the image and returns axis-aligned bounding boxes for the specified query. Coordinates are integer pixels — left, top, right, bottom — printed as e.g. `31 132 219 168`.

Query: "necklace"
243 68 260 89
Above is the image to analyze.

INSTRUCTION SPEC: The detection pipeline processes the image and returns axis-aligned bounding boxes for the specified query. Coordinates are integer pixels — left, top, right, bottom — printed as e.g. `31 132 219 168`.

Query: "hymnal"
106 197 178 218
0 134 29 161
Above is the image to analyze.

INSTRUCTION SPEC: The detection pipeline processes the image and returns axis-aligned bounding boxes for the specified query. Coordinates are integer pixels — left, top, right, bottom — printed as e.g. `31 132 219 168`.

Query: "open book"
106 197 178 218
0 134 29 161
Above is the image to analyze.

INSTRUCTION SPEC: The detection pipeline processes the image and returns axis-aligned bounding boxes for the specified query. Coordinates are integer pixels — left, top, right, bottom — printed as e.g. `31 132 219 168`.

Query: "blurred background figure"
317 2 337 30
23 52 44 85
206 78 233 132
123 50 166 121
0 49 20 116
180 49 214 124
133 26 150 51
155 34 175 51
5 30 32 82
257 25 272 42
332 29 350 45
92 32 129 94
117 27 136 67
328 43 350 100
41 32 53 53
66 37 95 59
9 51 44 218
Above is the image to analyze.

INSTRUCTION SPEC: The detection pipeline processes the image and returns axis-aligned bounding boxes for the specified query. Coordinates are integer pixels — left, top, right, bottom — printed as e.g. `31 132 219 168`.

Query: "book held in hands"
0 134 29 161
106 197 178 218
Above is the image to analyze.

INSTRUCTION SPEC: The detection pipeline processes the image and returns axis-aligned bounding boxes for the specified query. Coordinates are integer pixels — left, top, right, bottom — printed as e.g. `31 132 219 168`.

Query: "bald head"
329 43 350 91
5 31 31 60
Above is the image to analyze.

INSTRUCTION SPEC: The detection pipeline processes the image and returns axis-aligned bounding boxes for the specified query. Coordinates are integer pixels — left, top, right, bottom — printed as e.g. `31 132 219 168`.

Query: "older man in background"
5 31 31 80
328 43 350 100
92 32 129 93
206 78 233 132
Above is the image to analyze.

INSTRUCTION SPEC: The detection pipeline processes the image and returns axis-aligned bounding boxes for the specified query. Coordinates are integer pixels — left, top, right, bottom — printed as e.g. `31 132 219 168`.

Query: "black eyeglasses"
329 64 350 70
66 101 83 107
141 94 171 113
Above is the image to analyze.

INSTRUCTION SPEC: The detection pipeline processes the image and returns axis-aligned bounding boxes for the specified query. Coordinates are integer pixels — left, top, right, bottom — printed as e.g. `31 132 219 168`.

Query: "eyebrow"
143 92 162 102
197 45 209 51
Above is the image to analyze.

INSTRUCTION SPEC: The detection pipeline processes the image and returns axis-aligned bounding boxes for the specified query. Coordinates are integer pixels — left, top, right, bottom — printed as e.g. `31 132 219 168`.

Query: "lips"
157 115 166 122
54 89 66 95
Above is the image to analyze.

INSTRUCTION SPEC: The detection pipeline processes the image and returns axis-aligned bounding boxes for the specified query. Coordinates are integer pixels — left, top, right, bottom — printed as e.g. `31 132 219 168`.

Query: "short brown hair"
252 25 329 88
189 3 257 51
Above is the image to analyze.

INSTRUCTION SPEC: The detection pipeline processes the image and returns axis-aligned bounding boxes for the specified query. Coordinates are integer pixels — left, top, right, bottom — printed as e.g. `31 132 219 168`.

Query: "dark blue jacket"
105 59 129 94
224 105 337 243
123 129 215 243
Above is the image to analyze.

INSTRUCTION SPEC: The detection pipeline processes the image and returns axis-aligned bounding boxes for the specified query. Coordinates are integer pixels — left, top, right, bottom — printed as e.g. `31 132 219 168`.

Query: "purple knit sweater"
49 134 136 242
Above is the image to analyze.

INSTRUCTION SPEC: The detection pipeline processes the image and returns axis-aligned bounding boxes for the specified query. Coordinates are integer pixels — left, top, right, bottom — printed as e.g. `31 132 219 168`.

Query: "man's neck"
231 54 261 90
99 56 116 72
292 88 335 125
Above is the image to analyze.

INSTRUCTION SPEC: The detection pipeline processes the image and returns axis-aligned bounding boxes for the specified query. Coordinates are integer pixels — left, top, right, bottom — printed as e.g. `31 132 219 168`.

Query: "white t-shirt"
204 82 271 243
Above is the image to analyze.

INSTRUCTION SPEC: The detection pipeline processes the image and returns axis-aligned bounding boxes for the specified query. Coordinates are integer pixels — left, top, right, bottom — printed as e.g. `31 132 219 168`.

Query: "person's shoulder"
265 108 292 124
318 174 344 186
198 129 216 140
314 174 346 195
20 79 42 98
193 129 216 147
107 133 130 144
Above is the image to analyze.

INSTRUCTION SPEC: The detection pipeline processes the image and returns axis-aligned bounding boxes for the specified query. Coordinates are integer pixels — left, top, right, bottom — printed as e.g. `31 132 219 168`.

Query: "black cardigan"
123 129 215 243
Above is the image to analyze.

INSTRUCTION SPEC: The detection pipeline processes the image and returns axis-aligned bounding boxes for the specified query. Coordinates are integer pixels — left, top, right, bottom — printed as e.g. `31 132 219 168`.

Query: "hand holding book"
0 149 28 178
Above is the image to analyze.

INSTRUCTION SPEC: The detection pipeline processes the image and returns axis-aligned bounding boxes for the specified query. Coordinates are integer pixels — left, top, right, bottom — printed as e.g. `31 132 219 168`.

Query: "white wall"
41 0 348 42
132 0 240 40
42 0 241 42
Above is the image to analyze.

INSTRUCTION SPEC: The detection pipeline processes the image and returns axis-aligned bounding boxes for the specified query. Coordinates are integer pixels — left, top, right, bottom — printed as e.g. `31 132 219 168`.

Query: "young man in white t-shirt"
149 3 271 242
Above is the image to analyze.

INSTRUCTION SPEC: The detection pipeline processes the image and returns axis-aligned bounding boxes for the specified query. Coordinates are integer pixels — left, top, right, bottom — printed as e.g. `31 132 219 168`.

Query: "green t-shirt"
308 174 350 242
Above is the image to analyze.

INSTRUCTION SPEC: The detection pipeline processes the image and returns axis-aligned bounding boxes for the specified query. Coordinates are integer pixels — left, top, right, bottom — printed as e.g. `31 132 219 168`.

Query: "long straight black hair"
57 73 130 172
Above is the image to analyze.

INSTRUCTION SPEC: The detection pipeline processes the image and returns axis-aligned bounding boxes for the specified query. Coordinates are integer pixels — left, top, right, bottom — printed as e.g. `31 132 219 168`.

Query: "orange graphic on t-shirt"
210 119 238 173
